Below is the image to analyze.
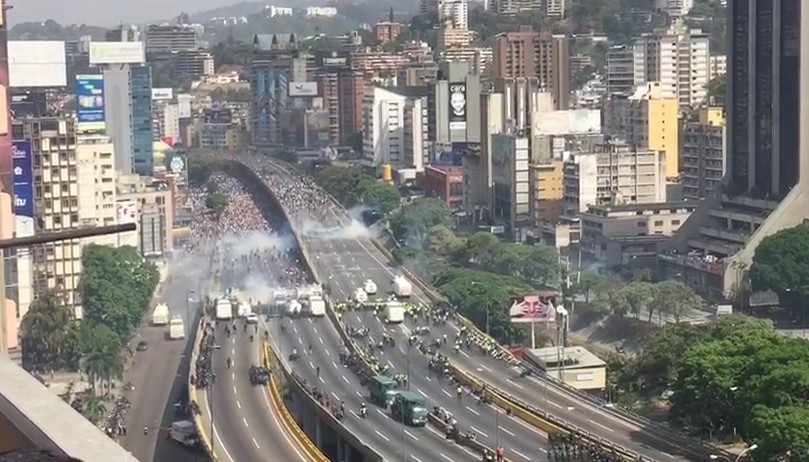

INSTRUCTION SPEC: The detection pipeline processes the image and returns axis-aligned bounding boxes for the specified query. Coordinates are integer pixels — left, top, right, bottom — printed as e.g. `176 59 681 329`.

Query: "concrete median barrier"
189 315 217 461
264 344 331 462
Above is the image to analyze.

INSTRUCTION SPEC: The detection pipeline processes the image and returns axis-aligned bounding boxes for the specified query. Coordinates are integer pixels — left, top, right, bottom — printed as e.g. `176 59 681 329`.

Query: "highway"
119 253 210 462
306 236 550 462
273 314 479 462
198 236 313 462
292 203 700 461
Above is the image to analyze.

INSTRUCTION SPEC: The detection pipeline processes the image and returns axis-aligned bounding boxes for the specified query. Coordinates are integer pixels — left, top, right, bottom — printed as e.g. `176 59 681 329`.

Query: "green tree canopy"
206 192 229 216
389 198 452 245
432 267 532 344
21 291 74 371
362 181 401 215
78 245 159 343
750 223 809 319
315 166 372 207
478 243 560 287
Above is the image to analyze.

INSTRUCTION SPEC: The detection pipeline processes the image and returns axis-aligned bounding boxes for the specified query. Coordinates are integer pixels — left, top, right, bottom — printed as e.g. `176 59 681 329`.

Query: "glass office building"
131 65 154 175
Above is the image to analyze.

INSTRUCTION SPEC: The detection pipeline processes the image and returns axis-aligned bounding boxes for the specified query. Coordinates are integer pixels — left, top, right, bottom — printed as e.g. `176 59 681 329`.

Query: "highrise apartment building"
438 0 468 29
563 139 667 215
660 0 809 299
681 107 725 200
145 24 199 54
492 26 570 109
103 65 154 175
14 118 119 318
633 24 710 108
603 82 680 178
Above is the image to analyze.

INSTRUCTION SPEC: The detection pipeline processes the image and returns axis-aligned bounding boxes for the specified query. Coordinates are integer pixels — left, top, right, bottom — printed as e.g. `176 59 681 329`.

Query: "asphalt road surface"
196 235 316 462
275 315 480 462
296 207 706 461
119 253 210 462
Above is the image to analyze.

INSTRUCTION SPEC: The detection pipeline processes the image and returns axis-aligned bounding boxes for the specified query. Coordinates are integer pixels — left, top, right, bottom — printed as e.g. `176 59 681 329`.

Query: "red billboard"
509 292 558 324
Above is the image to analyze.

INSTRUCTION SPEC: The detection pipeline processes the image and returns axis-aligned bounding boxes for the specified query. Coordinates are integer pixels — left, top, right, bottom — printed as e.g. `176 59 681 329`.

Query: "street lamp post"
710 444 758 462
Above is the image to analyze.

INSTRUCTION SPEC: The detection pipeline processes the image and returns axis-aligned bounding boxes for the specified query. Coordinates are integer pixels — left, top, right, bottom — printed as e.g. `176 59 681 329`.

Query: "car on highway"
245 313 258 324
136 341 148 352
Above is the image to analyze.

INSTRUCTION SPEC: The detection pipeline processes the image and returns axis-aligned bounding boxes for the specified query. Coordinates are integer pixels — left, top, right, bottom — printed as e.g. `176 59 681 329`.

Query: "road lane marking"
441 389 452 398
342 375 350 384
374 430 390 441
309 361 315 369
233 385 237 394
236 400 242 409
416 387 427 397
513 449 530 460
376 408 386 417
410 456 424 462
252 437 260 449
319 376 325 384
403 429 419 441
591 420 615 433
332 361 339 369
465 406 480 416
440 453 453 461
470 426 488 438
231 372 235 380
243 417 249 427
319 336 324 344
324 349 330 356
356 391 363 397
500 425 515 437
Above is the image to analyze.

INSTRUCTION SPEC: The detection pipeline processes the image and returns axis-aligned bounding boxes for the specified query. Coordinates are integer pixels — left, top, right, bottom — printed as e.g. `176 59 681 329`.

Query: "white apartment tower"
362 86 408 168
439 0 468 30
633 24 709 108
655 0 694 17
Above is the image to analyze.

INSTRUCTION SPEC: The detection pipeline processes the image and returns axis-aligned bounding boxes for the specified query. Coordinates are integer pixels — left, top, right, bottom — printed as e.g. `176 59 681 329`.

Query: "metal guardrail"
263 343 330 462
189 314 217 461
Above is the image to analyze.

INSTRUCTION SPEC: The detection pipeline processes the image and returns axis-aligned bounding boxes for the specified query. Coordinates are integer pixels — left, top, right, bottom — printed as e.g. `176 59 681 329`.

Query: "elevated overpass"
220 152 730 462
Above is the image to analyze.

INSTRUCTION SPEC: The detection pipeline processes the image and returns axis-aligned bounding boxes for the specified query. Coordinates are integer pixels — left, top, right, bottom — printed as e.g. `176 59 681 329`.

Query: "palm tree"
81 348 122 394
21 291 74 370
81 394 107 424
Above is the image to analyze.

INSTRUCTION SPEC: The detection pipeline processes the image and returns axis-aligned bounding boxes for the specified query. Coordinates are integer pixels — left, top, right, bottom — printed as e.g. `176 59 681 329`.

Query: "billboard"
8 41 67 88
151 87 174 101
289 81 317 97
11 140 33 237
165 151 187 174
89 41 145 65
509 292 558 324
448 83 467 131
76 74 105 132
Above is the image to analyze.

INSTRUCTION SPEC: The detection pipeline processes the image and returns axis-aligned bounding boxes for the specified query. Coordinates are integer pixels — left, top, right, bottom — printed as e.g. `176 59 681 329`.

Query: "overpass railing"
263 343 331 462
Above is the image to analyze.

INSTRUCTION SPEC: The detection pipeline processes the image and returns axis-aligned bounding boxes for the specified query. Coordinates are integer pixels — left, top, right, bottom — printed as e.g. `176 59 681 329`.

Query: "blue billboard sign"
76 74 105 132
12 140 34 220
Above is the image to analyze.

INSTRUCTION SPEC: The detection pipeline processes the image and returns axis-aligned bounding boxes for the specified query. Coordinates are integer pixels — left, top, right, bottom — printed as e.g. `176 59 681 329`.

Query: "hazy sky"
12 0 242 26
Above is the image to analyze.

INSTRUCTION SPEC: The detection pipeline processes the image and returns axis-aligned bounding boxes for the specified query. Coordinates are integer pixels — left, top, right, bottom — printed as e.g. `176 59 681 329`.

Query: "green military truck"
390 391 428 427
369 375 398 408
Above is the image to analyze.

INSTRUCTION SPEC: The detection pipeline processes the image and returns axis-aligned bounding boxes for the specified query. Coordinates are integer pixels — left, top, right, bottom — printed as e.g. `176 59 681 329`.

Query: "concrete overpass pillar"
337 435 345 462
344 439 353 462
315 416 323 447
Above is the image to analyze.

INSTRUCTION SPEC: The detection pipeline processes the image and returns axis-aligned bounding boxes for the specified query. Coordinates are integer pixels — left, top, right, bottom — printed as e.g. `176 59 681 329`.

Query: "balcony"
698 226 750 245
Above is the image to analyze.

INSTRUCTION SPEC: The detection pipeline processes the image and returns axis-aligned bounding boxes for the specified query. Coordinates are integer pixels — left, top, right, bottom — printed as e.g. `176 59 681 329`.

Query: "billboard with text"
448 83 467 131
289 81 317 97
76 74 105 132
89 41 145 65
11 140 33 238
509 292 558 324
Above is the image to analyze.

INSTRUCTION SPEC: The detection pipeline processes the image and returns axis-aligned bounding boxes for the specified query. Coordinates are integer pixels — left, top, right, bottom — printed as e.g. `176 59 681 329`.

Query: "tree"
748 406 809 461
82 346 122 393
750 223 809 320
362 181 401 215
389 198 452 245
426 225 465 257
78 245 159 343
705 75 726 107
206 192 229 216
188 160 212 186
315 166 372 207
432 267 532 344
81 394 107 424
461 232 499 265
652 280 703 323
617 281 654 319
211 38 253 67
573 270 605 304
21 291 74 371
